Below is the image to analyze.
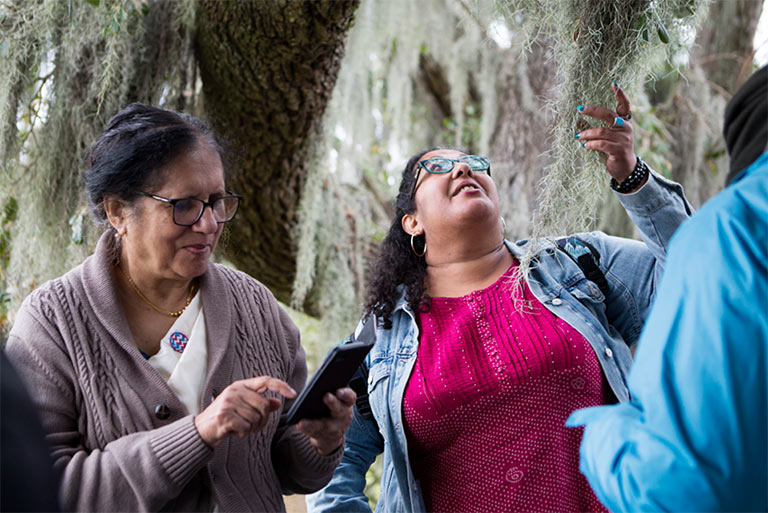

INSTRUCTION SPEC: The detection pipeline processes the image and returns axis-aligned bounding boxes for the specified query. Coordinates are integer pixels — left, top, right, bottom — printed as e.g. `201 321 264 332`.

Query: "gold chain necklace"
117 263 196 317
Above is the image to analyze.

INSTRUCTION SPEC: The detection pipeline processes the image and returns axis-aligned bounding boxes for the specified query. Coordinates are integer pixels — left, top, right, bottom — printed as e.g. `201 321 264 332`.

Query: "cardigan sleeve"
5 302 214 512
267 299 344 494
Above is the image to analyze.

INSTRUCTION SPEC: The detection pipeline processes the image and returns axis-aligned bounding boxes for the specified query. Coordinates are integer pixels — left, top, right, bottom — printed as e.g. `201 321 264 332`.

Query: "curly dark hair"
363 148 439 328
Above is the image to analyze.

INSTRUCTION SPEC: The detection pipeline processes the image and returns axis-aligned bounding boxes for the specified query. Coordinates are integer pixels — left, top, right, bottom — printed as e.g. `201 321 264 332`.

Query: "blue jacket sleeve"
567 161 768 512
306 405 384 513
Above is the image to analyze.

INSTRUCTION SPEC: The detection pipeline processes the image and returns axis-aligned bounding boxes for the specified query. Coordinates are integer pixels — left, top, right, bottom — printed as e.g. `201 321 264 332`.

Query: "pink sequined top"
403 263 613 513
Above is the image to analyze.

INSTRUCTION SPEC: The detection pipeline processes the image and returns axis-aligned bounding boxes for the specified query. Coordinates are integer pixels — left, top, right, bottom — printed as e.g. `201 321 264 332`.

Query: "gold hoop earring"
500 216 507 238
411 233 426 257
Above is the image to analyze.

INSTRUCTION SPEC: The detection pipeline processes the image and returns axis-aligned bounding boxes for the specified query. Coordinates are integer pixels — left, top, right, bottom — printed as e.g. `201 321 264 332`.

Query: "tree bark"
195 0 359 307
663 0 763 207
488 40 558 239
694 0 764 95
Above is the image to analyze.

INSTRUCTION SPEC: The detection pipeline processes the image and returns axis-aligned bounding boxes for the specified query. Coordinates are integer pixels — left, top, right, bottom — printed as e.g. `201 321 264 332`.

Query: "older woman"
4 103 354 512
307 84 693 513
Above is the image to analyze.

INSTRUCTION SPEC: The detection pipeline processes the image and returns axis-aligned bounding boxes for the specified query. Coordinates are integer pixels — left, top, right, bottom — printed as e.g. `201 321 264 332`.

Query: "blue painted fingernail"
574 133 580 139
576 105 585 111
581 142 586 149
613 80 619 87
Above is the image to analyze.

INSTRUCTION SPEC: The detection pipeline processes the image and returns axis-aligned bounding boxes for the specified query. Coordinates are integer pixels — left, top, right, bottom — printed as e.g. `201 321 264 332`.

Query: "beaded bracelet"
610 157 649 193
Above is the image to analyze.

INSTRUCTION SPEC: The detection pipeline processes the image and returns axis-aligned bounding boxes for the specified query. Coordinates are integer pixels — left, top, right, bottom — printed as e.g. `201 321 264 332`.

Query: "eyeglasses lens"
214 196 239 221
461 156 490 170
423 159 454 173
172 197 240 226
173 199 202 225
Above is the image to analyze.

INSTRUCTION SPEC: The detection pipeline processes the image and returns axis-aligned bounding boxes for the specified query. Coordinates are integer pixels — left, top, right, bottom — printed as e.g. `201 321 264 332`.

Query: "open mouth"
454 183 480 196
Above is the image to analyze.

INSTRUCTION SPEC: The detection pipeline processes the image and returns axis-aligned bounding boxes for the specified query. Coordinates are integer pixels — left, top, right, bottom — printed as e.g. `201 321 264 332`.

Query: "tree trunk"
195 0 359 307
694 0 764 95
488 40 558 239
663 0 763 207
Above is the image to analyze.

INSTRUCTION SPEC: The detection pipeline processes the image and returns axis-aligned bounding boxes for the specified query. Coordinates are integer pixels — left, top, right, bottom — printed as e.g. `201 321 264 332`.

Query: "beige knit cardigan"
5 233 342 512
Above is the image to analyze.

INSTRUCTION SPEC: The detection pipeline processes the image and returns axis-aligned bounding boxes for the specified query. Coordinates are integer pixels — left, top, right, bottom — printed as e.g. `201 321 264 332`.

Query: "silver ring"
611 116 626 128
620 110 632 121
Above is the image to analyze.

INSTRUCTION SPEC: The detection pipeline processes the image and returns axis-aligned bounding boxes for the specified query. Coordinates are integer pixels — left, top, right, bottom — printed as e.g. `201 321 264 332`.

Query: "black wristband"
611 157 649 193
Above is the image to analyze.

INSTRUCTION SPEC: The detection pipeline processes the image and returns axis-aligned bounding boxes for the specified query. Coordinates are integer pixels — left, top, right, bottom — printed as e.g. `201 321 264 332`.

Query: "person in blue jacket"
567 65 768 512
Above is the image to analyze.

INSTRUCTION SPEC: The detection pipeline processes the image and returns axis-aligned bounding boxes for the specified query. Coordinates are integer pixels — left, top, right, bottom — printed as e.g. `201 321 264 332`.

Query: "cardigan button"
552 298 563 306
154 404 171 420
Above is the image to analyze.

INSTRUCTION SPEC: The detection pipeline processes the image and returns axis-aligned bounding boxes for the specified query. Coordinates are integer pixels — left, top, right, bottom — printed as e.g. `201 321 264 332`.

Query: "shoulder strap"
345 316 375 421
555 236 610 297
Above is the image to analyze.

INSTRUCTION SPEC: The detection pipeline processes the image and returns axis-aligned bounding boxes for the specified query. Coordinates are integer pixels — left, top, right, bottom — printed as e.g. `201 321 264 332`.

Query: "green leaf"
104 16 120 36
85 0 99 6
657 22 670 44
2 197 18 224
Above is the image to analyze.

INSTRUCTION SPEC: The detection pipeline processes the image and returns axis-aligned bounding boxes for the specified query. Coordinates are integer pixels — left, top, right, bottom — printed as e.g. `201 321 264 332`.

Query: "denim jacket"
307 170 694 513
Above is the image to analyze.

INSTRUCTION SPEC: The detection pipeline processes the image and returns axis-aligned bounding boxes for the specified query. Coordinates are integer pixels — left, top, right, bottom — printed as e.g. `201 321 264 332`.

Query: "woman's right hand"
194 376 297 448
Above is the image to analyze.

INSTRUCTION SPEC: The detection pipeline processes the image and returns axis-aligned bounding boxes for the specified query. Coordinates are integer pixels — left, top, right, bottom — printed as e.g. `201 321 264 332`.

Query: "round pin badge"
169 331 188 353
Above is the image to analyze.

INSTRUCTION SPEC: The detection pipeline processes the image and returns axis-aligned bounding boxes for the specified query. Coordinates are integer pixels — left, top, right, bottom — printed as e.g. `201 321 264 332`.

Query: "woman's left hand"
296 387 356 455
576 82 639 184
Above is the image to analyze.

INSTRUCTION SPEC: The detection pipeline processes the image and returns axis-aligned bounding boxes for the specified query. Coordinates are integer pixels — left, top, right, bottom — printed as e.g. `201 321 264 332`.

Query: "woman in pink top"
308 84 694 512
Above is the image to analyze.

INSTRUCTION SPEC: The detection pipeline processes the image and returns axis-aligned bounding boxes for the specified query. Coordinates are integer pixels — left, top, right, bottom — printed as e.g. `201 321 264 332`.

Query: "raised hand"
576 82 641 185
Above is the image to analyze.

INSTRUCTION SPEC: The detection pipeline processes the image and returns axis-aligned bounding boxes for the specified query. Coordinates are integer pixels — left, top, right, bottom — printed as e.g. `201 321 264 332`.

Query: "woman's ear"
103 197 127 236
401 213 423 237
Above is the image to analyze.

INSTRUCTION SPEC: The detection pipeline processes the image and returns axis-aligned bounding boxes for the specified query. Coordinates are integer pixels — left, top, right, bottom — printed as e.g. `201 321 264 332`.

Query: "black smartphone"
281 340 373 426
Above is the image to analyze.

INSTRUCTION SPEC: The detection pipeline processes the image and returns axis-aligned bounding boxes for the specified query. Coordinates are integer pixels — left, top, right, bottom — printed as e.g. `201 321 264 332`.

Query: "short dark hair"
363 148 438 328
723 65 768 185
84 103 226 225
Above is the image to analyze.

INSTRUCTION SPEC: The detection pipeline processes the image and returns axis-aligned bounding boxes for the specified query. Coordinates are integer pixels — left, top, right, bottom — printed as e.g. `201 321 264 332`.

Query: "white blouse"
147 292 208 415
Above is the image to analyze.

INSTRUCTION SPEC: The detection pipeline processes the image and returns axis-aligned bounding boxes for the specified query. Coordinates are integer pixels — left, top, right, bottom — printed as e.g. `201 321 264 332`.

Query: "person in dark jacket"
1 350 60 512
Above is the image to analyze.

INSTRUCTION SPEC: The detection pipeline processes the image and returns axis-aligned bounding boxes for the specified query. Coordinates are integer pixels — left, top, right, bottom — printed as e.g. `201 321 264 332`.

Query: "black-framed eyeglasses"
409 155 491 199
138 191 242 226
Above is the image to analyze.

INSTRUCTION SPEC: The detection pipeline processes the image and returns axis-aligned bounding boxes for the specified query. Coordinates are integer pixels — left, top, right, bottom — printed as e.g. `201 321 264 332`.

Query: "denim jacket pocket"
367 355 393 393
567 278 605 304
366 356 393 436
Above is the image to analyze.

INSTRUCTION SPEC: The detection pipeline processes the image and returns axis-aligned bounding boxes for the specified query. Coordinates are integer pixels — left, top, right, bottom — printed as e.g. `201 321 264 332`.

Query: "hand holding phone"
281 317 376 426
296 387 357 455
282 342 371 425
